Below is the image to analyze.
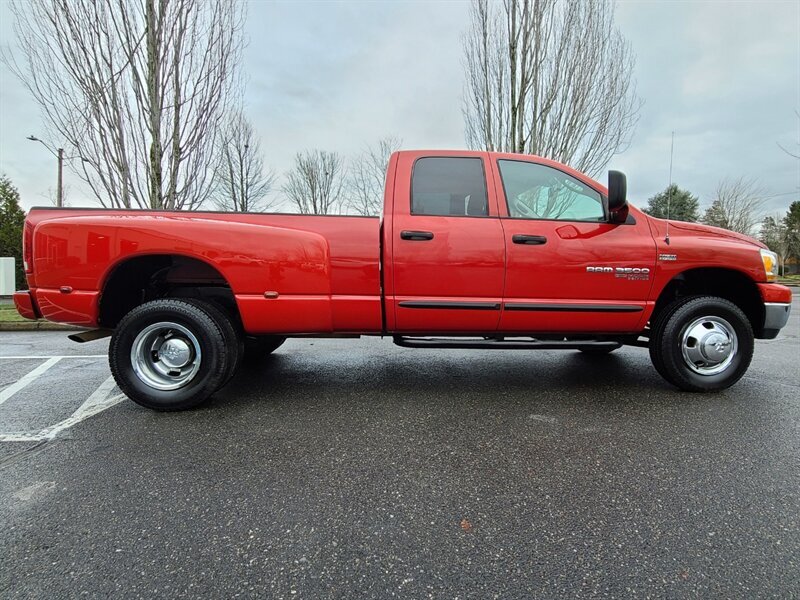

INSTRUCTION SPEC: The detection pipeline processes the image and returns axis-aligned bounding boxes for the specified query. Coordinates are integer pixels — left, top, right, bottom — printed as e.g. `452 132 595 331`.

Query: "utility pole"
26 135 64 207
56 147 64 207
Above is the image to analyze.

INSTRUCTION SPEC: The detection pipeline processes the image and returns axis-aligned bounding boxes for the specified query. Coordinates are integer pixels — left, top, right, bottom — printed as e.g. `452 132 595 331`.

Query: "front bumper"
761 302 791 339
757 283 792 339
13 290 40 320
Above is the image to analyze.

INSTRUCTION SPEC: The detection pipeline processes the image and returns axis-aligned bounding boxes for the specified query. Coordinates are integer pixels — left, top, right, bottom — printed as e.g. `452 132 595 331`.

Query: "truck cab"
384 151 655 335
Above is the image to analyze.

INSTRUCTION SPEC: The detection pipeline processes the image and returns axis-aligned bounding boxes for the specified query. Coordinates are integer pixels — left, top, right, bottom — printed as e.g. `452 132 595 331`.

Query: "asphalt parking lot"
1 292 798 598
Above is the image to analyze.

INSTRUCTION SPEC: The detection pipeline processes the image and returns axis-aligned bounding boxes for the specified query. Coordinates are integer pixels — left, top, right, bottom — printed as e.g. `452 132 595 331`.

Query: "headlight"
760 248 778 282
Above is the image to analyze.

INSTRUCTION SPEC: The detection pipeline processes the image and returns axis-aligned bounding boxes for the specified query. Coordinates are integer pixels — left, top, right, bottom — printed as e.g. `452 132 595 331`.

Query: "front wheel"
649 296 754 392
109 299 230 410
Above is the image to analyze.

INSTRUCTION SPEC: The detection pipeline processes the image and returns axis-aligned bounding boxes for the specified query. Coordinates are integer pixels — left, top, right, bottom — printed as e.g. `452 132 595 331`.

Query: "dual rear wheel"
109 299 284 411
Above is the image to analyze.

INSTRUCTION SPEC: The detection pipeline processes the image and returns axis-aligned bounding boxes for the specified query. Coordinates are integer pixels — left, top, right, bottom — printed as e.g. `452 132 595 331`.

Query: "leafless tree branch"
462 0 641 177
212 110 276 212
282 150 346 215
2 0 245 210
345 136 401 216
702 177 767 236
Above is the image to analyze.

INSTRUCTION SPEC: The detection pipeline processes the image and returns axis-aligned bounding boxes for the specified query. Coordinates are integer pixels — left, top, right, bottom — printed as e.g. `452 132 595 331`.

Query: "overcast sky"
1 0 798 215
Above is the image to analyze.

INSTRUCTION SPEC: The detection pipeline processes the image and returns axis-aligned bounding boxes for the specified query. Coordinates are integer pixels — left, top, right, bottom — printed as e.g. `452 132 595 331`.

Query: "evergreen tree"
643 184 699 222
784 201 800 260
702 198 729 230
0 175 27 290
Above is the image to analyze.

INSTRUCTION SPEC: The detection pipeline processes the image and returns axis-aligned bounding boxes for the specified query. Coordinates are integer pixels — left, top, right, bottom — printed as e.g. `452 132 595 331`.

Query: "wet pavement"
1 292 798 598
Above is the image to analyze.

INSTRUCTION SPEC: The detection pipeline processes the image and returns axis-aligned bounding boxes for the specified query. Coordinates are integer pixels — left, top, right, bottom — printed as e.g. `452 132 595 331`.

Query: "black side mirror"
607 170 628 223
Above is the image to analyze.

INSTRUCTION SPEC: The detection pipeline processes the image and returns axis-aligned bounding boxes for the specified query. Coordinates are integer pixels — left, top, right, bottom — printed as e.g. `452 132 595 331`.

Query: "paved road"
1 294 798 598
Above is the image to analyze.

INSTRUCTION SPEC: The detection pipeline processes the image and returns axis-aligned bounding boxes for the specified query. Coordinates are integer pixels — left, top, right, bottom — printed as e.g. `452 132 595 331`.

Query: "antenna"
665 131 675 245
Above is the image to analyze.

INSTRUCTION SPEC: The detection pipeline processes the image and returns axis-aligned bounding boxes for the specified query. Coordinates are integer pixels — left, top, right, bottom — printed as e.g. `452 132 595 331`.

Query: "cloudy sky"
0 0 798 215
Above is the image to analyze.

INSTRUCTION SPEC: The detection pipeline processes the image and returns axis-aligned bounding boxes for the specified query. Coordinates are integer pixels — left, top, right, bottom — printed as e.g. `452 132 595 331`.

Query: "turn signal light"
760 248 778 282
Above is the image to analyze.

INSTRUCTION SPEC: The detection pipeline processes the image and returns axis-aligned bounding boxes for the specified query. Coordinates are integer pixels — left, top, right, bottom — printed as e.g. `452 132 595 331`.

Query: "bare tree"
282 151 346 215
462 0 640 176
346 136 401 216
759 215 791 276
702 177 767 236
213 111 276 212
3 0 245 210
43 184 71 208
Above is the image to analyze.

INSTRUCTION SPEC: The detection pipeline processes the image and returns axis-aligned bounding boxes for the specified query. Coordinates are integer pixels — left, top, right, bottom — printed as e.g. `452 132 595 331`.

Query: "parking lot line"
0 376 124 443
0 355 107 360
0 357 63 406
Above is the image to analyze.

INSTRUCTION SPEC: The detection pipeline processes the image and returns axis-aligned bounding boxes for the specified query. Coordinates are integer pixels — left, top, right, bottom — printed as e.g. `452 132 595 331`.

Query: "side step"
68 329 112 343
393 336 622 351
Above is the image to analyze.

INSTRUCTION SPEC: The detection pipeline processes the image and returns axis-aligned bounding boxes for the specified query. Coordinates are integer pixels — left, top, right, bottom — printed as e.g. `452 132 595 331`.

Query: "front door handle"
401 230 434 241
512 234 547 245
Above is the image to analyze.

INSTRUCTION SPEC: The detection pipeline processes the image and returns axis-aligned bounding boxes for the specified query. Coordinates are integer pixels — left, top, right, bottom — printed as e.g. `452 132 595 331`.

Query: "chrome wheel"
680 315 738 376
130 321 202 390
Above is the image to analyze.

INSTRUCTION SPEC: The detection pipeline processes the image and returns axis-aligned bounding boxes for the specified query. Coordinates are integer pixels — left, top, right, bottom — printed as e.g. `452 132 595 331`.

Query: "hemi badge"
658 253 677 261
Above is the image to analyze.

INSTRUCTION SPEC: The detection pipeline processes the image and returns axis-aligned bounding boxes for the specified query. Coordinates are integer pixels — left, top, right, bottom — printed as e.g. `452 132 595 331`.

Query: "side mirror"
607 170 628 223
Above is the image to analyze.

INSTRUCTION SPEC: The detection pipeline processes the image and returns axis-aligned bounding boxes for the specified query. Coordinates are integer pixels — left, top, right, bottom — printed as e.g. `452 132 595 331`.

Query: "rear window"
411 157 488 217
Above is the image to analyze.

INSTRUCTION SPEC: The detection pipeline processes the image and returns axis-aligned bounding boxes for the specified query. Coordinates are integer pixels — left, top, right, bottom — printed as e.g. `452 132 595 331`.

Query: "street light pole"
56 147 63 208
26 135 64 207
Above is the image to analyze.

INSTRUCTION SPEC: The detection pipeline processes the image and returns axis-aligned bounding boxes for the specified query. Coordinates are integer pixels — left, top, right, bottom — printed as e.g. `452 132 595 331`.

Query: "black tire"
579 343 621 355
181 298 243 386
648 300 681 382
649 295 754 392
243 335 286 362
109 299 229 411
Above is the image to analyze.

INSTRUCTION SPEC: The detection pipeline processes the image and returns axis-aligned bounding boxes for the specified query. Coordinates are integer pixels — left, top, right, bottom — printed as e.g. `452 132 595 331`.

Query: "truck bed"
23 208 383 334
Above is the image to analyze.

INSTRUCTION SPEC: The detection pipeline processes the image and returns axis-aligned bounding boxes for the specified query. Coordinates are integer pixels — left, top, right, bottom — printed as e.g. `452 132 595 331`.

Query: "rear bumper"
13 287 98 327
13 290 40 320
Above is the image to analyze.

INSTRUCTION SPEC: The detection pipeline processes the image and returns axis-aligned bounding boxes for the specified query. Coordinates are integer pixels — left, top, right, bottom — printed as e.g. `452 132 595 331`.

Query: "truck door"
388 153 506 333
489 157 656 333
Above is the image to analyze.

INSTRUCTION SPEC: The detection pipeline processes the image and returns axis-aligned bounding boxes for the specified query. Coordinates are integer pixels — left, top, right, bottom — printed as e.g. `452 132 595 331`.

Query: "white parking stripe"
0 355 106 360
0 376 125 442
0 357 63 406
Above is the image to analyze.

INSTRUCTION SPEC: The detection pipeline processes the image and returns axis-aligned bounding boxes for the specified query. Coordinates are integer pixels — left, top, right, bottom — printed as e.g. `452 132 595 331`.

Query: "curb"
0 321 86 332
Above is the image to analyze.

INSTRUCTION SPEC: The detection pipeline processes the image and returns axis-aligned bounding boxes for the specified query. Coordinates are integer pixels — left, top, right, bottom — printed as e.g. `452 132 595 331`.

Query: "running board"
68 329 112 343
393 336 622 350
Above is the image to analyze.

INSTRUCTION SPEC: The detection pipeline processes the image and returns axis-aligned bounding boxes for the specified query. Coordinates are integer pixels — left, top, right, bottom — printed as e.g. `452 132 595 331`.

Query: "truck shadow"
214 346 682 411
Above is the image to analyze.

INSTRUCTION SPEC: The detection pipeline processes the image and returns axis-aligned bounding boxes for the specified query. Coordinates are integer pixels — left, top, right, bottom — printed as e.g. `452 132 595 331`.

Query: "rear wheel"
180 298 243 385
649 296 753 392
109 299 229 410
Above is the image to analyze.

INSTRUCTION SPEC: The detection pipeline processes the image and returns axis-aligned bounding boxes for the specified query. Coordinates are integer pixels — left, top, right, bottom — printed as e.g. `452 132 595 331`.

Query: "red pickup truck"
14 150 792 410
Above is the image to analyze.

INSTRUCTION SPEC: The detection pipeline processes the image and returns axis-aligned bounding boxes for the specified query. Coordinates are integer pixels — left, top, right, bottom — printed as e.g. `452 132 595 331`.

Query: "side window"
498 160 604 222
411 157 488 217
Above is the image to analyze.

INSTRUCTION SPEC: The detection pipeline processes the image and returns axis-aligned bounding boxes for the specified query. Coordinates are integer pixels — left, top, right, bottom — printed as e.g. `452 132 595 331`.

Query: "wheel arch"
650 267 763 335
98 253 240 328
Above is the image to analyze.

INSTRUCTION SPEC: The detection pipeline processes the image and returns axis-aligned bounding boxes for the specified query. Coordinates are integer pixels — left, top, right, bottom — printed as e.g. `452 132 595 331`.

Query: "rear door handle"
512 234 547 245
401 230 434 241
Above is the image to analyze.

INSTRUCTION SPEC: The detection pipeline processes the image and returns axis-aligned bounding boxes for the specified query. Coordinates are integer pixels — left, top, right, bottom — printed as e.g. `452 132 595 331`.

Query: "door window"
498 160 604 222
411 157 488 217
